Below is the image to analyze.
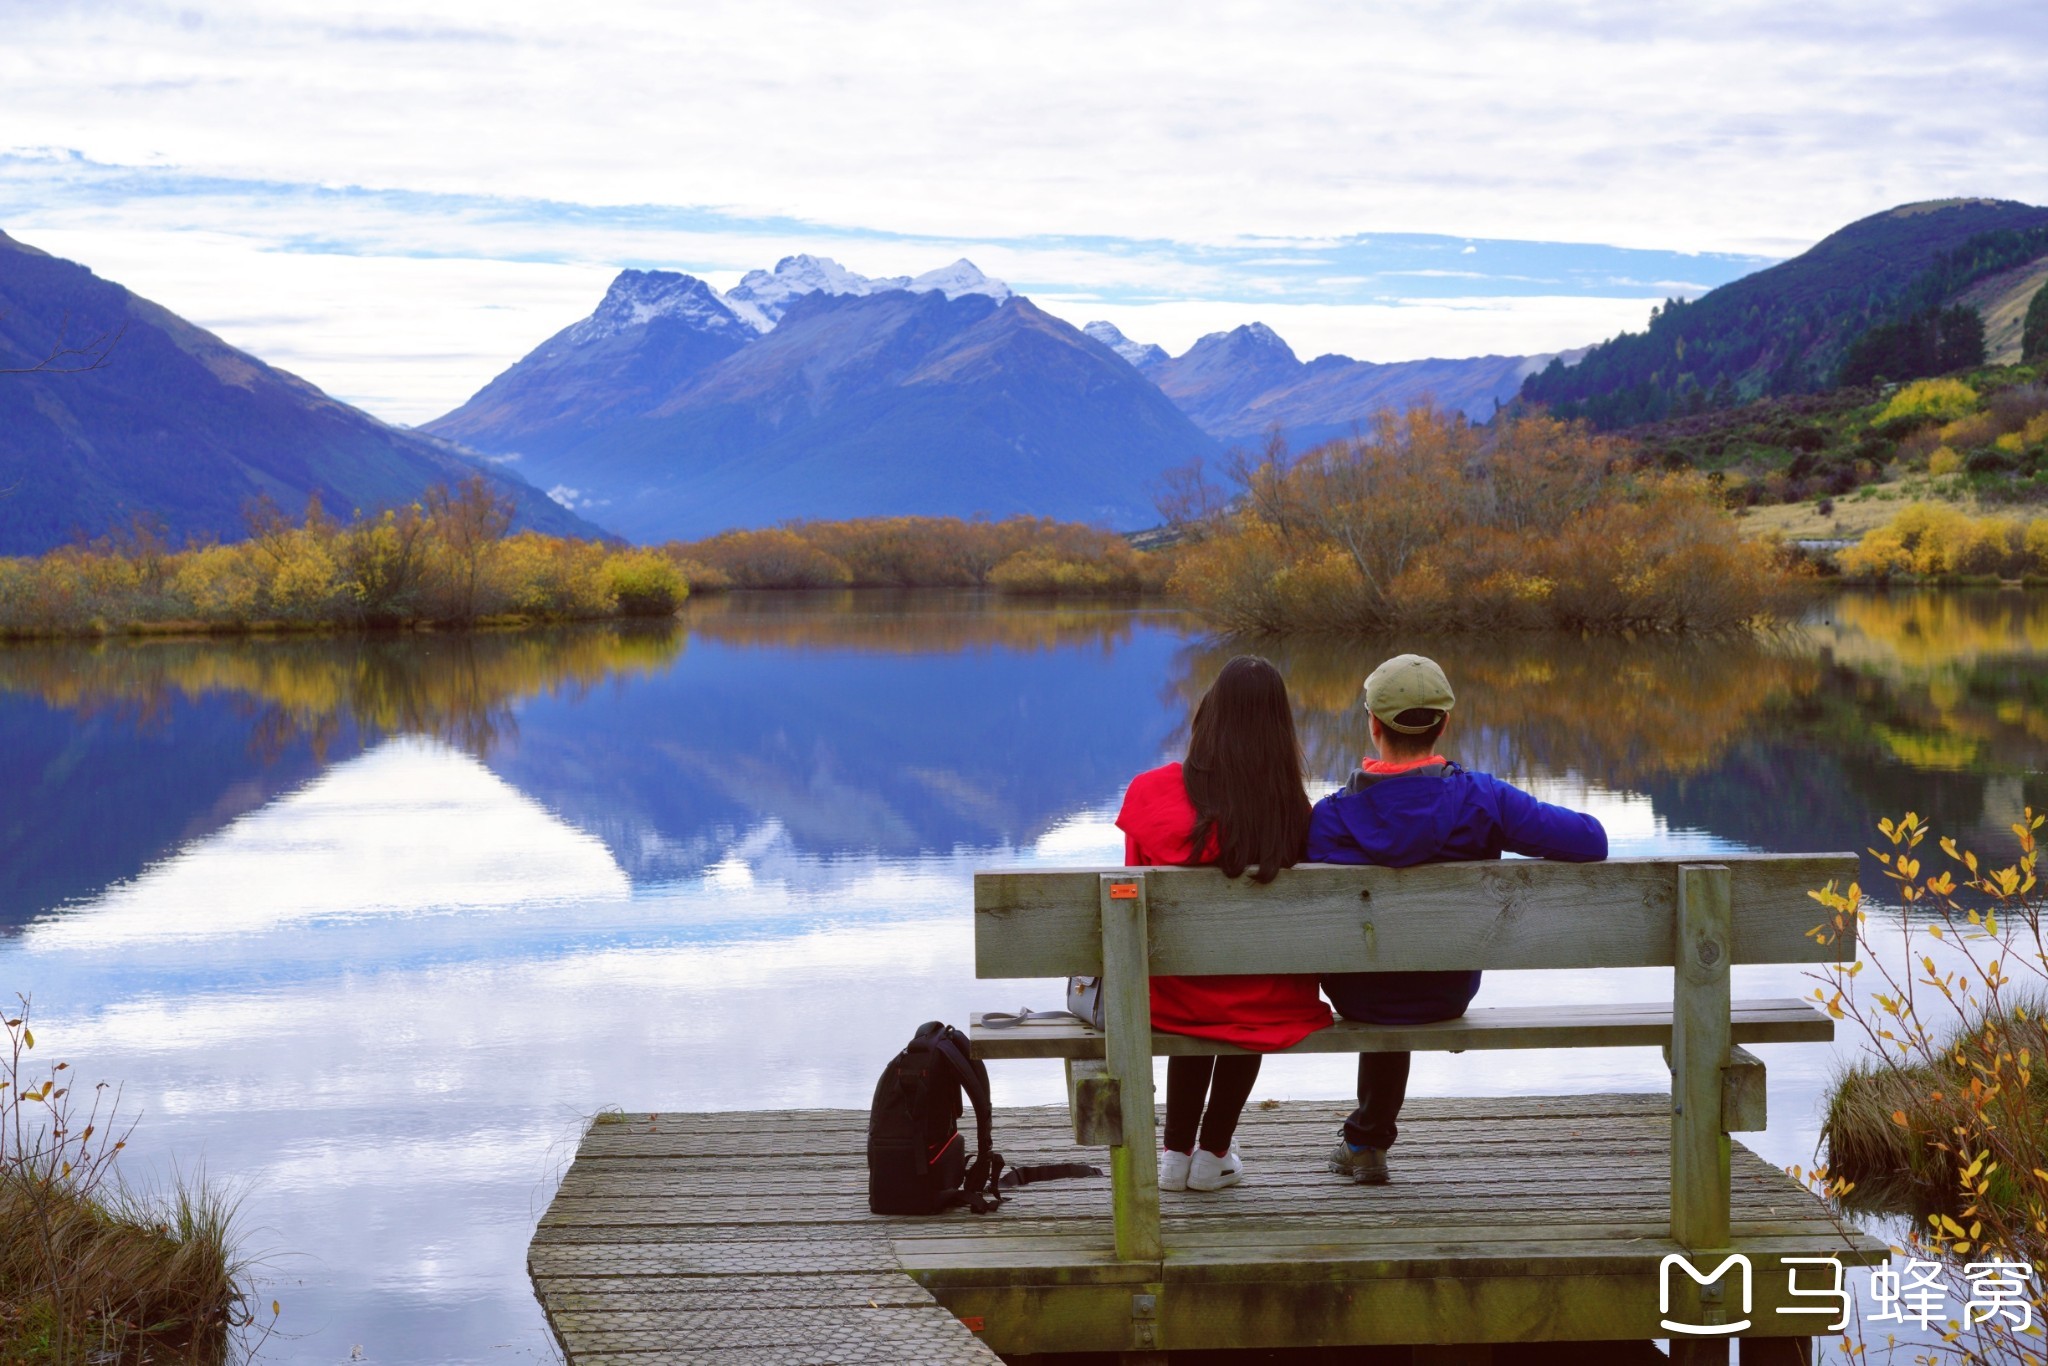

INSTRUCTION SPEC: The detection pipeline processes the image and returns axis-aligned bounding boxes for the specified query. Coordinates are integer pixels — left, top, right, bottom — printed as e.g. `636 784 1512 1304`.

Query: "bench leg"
1100 873 1161 1263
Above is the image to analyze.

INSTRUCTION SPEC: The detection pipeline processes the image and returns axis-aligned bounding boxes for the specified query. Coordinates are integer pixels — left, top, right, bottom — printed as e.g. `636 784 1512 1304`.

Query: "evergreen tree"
2025 281 2048 363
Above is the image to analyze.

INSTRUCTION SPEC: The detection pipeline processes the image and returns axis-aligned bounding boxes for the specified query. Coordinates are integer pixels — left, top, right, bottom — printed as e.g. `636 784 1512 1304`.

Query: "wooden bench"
969 853 1858 1284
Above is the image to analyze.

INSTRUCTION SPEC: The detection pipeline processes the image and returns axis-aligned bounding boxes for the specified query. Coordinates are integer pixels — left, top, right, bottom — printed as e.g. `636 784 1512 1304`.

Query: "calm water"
2 588 2043 1363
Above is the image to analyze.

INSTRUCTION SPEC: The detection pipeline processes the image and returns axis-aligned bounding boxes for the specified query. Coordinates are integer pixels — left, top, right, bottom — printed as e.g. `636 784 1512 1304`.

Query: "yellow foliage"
1842 504 2030 581
1927 445 1964 476
1174 410 1792 634
1878 377 1980 426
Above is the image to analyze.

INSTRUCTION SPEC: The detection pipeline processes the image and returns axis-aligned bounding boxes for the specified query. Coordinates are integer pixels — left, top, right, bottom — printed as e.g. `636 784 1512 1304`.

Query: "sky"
2 0 2044 424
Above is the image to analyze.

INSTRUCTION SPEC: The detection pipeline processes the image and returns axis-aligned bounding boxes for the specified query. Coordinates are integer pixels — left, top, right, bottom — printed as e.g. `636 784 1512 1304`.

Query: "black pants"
1344 1051 1411 1151
1163 1054 1260 1155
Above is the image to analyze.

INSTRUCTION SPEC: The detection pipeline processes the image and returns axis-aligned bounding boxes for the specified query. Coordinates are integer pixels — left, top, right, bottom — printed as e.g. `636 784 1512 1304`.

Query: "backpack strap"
977 1008 1084 1029
931 1029 1004 1212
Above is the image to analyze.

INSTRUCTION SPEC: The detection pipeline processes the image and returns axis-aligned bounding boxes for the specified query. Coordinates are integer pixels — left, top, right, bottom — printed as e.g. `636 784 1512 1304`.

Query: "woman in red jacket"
1115 654 1329 1192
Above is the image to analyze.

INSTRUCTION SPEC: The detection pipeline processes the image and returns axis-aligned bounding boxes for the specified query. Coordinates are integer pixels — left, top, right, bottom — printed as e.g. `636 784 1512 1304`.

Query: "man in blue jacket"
1310 654 1607 1184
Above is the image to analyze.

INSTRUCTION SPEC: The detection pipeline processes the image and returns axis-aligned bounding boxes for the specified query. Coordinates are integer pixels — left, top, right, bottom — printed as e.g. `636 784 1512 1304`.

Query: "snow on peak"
909 259 1012 302
721 254 1011 329
1083 320 1168 370
567 270 750 345
1238 322 1290 349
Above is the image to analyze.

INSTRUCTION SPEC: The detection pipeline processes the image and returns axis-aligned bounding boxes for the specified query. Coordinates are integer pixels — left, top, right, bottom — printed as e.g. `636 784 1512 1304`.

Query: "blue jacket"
1309 761 1608 1024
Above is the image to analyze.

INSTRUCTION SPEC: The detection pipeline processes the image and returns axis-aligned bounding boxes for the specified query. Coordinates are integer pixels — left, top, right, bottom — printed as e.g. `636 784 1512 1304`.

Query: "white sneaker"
1158 1149 1192 1191
1186 1146 1243 1191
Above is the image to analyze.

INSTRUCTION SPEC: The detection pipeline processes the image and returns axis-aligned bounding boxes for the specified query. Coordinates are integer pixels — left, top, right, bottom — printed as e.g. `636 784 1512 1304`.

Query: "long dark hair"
1183 655 1311 884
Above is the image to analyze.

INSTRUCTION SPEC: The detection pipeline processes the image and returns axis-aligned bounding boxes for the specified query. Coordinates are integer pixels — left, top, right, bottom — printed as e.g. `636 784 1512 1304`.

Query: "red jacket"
1114 763 1332 1052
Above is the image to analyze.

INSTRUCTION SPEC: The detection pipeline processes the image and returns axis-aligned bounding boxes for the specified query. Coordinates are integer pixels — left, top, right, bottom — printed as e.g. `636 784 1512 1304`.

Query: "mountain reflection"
3 588 2047 927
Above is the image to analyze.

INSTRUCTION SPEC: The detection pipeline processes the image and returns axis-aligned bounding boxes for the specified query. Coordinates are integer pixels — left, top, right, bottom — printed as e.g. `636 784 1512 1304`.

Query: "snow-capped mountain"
723 254 1010 330
424 270 1208 539
1082 320 1169 371
567 270 754 344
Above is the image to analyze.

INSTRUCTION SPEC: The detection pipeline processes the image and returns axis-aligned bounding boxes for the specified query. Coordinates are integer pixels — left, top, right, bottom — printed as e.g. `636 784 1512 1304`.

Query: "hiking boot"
1327 1140 1389 1184
1187 1146 1242 1191
1159 1148 1192 1192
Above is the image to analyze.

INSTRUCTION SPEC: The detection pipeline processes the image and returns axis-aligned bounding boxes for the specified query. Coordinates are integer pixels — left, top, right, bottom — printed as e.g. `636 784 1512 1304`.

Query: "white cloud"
2 0 2041 421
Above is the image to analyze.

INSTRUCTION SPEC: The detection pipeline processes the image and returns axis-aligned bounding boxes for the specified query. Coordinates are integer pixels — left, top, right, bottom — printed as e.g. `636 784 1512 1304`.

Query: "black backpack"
866 1021 1004 1215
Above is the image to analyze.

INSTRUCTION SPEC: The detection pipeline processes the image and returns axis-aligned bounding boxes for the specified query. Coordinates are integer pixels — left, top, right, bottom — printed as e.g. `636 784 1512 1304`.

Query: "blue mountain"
425 262 1220 540
0 231 610 554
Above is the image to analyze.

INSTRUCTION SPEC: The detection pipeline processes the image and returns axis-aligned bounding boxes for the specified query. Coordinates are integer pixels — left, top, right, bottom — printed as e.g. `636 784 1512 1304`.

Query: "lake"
2 587 2041 1363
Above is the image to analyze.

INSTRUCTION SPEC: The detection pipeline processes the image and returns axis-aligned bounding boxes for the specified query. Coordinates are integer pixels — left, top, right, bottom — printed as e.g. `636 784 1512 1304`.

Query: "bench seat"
971 996 1832 1060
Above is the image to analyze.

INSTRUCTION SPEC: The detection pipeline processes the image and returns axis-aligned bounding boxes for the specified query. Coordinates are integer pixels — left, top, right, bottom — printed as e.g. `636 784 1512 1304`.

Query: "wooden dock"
530 1093 1886 1363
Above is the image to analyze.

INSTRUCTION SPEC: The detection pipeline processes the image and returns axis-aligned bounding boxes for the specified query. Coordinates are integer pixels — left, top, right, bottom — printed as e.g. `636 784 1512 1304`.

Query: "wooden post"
1100 872 1160 1263
1671 863 1732 1252
1669 864 1735 1366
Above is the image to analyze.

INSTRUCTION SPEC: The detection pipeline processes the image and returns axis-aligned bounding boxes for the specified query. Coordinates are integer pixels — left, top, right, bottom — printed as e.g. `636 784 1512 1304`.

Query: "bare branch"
0 309 127 375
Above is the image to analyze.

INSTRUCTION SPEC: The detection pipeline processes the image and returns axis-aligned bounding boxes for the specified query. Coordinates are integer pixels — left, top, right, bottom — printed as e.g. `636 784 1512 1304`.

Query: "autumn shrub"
1170 407 1796 634
669 516 1164 594
1929 445 1966 477
1809 813 2048 1364
987 545 1160 596
675 528 855 589
495 534 613 619
1877 377 1981 430
0 477 682 637
1840 504 2037 581
602 549 687 616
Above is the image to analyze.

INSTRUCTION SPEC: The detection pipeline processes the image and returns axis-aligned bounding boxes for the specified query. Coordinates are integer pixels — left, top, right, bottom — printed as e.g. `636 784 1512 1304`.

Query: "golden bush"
1172 409 1793 634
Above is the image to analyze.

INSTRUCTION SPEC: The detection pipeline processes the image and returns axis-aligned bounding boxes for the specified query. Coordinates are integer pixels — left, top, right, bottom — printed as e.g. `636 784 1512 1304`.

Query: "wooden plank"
531 1096 1885 1362
971 997 1831 1060
1723 1044 1767 1133
1671 864 1733 1253
975 854 1858 978
1099 873 1160 1262
1064 1058 1122 1146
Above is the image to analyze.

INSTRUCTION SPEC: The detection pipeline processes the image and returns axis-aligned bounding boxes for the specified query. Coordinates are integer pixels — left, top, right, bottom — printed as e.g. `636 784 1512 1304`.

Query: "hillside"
1089 320 1574 443
1521 198 2048 427
428 277 1218 540
0 231 607 555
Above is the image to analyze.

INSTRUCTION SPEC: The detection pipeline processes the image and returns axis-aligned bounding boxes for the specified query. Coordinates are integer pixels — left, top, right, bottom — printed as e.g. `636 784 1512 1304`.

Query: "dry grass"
2 998 263 1365
1821 999 2048 1218
1733 480 1954 540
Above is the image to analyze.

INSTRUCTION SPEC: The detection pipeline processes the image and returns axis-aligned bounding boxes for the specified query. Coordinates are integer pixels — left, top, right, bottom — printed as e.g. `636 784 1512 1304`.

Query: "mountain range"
1520 197 2048 427
425 256 1215 540
1085 318 1573 447
0 231 605 556
428 253 1576 539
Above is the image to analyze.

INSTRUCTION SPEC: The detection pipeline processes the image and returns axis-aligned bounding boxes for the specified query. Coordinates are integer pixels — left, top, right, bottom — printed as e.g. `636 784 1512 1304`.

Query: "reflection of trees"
681 588 1183 656
1163 590 2048 791
0 625 683 761
1171 632 1817 787
1800 590 2048 774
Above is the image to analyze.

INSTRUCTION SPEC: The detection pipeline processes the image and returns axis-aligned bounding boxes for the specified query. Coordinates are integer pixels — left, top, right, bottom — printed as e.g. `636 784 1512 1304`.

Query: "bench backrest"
973 853 1859 1265
975 853 1859 978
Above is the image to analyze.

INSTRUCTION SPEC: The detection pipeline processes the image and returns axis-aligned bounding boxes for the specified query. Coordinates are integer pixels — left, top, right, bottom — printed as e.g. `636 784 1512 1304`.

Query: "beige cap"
1364 654 1455 733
